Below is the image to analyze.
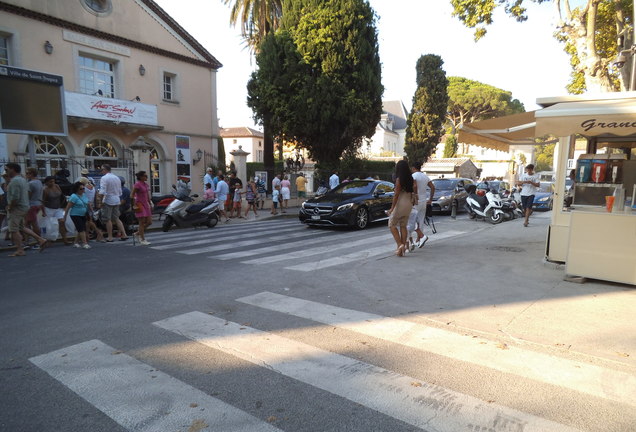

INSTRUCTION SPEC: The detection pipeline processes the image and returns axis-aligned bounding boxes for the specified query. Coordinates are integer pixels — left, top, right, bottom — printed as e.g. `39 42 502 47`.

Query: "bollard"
451 200 457 219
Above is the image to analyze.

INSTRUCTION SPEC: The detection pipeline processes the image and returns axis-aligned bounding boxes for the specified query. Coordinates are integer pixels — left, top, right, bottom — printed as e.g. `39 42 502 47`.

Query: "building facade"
364 100 408 158
220 127 264 164
0 0 222 194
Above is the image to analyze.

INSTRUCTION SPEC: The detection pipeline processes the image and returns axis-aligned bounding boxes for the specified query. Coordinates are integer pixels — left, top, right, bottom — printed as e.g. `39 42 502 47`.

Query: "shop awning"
535 98 636 137
457 111 537 151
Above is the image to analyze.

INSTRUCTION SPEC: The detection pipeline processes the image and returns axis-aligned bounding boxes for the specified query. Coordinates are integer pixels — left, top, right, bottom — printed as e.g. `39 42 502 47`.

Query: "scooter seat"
185 200 214 214
470 193 489 207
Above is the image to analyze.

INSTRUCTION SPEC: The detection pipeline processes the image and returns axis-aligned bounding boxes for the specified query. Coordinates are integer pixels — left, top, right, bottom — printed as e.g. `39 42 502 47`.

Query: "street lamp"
613 45 636 91
129 136 153 153
193 149 203 165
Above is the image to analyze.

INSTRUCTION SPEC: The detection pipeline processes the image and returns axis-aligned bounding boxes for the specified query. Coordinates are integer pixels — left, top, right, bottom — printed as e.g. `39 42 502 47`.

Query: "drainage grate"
486 246 525 252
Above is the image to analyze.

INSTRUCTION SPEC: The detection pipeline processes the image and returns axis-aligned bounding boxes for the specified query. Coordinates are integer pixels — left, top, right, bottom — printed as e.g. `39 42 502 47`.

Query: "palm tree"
222 0 283 191
223 0 283 52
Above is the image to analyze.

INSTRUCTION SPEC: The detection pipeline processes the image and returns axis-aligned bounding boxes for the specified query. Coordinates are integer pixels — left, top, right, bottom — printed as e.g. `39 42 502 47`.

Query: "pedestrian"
407 161 435 250
213 169 223 188
75 168 93 184
244 177 258 218
255 176 267 209
42 175 72 245
214 174 230 222
329 170 340 189
64 182 92 249
233 181 244 218
227 171 242 218
79 177 105 242
203 167 214 191
271 184 280 215
516 163 540 227
272 173 281 193
96 164 129 242
5 163 48 256
296 173 308 201
0 173 9 243
25 167 44 248
387 160 416 257
203 182 215 200
280 175 291 212
131 171 153 245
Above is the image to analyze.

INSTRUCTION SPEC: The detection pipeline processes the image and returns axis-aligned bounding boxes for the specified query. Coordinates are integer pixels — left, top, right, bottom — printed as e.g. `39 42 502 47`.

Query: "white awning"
457 111 537 151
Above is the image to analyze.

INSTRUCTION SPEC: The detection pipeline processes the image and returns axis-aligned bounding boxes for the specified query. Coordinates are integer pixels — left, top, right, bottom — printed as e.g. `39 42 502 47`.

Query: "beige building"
364 100 408 158
220 127 264 164
0 0 222 195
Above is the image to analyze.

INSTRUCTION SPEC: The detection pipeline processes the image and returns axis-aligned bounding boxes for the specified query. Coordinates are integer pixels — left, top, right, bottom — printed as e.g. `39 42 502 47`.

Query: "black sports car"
299 180 395 229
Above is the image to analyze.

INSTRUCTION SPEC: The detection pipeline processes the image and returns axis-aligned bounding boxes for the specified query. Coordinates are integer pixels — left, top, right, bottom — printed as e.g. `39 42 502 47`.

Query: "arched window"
34 135 69 177
85 138 118 169
149 147 162 195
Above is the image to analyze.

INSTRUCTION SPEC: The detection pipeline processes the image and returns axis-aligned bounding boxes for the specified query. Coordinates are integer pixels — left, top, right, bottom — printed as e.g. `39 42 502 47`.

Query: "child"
271 185 280 215
204 183 215 200
233 185 244 218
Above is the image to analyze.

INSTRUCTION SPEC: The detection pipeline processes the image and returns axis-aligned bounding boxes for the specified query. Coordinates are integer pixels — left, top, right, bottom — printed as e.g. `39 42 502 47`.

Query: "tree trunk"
263 114 275 194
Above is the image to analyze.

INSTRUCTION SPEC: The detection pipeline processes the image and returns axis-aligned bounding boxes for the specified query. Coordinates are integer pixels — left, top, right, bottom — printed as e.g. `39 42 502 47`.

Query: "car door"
370 182 394 220
456 179 471 206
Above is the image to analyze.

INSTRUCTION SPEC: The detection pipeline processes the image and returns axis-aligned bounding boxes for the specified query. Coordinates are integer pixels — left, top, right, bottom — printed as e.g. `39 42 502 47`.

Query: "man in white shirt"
408 161 435 249
203 167 214 191
214 174 230 223
516 163 540 227
272 174 281 192
329 171 340 189
97 164 129 241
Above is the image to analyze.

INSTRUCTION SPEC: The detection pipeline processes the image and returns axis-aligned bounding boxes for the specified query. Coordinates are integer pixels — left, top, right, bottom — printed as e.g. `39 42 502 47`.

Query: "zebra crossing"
139 219 467 271
29 293 635 432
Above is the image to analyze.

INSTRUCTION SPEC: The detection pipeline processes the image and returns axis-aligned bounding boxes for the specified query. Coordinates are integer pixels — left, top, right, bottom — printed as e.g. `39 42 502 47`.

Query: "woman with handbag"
386 160 417 257
63 182 91 249
131 171 153 246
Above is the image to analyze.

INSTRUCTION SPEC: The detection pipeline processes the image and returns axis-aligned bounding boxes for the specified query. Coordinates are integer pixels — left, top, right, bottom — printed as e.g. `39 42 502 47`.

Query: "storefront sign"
175 135 191 183
580 118 636 133
65 91 158 125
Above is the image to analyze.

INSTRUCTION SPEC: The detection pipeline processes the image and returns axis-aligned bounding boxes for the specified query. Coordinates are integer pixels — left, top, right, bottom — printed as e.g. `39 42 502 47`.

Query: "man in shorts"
97 164 128 241
516 163 540 227
296 173 308 199
5 163 48 256
25 167 44 247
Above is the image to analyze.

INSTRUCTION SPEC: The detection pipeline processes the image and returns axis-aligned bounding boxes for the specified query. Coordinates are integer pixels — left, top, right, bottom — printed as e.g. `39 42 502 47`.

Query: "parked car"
430 178 474 213
533 182 554 210
476 180 511 198
298 180 394 229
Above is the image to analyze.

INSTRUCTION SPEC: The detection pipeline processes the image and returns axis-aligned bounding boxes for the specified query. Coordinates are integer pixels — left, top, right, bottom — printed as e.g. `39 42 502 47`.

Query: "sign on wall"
65 91 158 126
176 135 191 183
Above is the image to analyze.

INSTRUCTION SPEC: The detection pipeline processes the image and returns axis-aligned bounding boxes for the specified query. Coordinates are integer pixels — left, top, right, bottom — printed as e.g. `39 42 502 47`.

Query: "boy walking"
516 164 540 227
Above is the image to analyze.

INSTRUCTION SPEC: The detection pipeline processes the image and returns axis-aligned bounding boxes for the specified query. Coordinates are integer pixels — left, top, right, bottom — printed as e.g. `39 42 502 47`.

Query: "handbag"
132 202 141 213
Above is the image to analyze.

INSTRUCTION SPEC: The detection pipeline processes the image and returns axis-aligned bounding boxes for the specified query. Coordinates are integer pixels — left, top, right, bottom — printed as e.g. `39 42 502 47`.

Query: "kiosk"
459 93 636 286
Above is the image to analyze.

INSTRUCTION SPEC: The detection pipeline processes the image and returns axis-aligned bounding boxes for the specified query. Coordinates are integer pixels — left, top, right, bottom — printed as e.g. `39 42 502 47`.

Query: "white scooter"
162 185 220 232
501 187 524 220
464 184 505 224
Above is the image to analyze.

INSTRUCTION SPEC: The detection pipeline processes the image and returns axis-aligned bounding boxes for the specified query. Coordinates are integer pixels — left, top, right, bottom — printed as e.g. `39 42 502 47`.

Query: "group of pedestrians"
386 160 435 257
1 163 157 257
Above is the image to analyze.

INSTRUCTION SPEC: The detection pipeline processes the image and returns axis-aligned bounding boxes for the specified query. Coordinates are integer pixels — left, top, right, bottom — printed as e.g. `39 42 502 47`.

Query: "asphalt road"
1 211 634 432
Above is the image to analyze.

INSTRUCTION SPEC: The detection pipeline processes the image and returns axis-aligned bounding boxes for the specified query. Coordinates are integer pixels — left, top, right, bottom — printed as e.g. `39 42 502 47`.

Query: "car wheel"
162 216 173 232
354 207 369 230
489 212 504 224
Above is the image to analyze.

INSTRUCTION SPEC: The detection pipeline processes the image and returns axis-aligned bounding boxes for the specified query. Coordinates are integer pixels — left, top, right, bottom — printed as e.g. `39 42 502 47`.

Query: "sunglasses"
79 187 85 190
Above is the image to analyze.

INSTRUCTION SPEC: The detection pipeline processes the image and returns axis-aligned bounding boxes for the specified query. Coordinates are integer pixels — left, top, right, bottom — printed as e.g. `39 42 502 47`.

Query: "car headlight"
538 196 549 202
301 201 308 209
337 203 354 211
437 195 449 202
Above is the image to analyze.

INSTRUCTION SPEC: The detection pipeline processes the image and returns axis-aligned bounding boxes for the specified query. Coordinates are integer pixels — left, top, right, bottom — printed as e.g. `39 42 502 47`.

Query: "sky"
154 0 573 129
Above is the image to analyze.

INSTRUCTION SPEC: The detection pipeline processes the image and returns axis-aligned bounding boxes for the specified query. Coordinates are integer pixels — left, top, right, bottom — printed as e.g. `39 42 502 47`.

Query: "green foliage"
534 143 555 172
247 0 383 169
443 134 458 158
450 0 632 92
217 137 226 170
446 76 525 132
223 0 283 52
404 55 449 164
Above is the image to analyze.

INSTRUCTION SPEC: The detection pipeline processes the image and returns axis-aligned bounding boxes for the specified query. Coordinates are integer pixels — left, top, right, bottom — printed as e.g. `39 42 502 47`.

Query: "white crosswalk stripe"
237 292 636 407
154 311 581 432
141 219 466 271
29 340 282 432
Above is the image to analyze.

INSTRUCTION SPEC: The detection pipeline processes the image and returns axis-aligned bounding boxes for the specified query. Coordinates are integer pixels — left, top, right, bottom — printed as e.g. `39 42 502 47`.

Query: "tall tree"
404 55 449 164
223 0 283 190
450 0 633 92
247 0 384 172
446 76 525 135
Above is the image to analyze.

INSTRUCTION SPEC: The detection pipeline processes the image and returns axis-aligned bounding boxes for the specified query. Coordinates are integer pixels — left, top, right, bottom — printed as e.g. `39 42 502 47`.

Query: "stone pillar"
230 145 250 184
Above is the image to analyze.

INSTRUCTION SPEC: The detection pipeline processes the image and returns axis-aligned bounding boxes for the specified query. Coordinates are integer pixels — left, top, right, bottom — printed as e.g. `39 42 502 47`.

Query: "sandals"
395 245 405 257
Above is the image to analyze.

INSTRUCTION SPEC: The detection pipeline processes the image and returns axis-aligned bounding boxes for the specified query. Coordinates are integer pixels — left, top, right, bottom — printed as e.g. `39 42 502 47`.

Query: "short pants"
26 205 41 223
520 195 535 210
7 208 27 233
71 215 87 232
101 204 120 222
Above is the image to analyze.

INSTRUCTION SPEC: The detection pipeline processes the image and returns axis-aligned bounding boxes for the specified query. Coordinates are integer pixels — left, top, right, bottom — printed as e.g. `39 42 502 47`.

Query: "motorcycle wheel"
489 212 504 224
206 214 219 228
162 216 173 232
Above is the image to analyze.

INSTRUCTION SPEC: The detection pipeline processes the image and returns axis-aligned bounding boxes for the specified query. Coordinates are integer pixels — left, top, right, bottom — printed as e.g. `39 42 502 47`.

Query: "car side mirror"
374 191 385 197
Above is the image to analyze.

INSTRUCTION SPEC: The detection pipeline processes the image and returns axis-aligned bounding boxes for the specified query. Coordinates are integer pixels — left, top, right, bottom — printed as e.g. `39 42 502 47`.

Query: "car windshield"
331 181 375 195
477 181 499 190
432 179 457 189
539 182 553 193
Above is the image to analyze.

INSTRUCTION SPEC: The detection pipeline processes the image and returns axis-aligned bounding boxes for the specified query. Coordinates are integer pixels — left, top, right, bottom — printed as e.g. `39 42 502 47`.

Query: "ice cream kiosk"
459 93 636 286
